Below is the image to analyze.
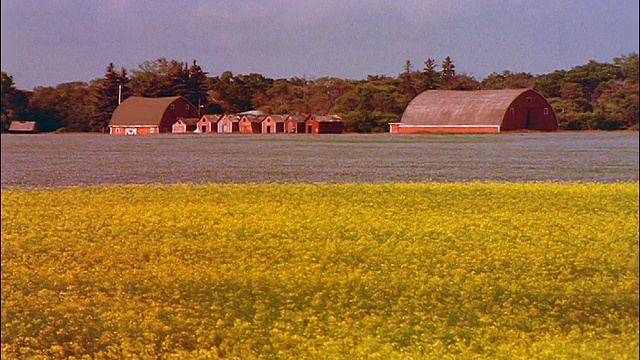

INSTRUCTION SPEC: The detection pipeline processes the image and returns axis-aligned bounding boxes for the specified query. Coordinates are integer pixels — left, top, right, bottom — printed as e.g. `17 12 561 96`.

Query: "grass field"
2 132 638 188
2 182 638 359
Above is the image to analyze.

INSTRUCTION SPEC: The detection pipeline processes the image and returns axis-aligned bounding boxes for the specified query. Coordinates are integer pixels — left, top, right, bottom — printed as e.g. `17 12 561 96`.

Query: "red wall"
395 126 499 133
284 119 298 133
501 90 558 131
110 126 160 135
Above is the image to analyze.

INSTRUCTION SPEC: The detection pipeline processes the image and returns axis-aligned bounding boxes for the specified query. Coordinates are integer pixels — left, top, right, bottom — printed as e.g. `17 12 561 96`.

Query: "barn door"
525 109 531 129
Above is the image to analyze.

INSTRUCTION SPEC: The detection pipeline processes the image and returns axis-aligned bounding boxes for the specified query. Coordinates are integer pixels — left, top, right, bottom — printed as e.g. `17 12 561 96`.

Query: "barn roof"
109 96 184 126
8 120 37 132
400 89 534 126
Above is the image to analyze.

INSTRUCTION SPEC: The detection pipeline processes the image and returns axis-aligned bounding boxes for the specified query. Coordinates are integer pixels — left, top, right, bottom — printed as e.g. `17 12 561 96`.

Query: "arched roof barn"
391 89 558 133
109 96 198 133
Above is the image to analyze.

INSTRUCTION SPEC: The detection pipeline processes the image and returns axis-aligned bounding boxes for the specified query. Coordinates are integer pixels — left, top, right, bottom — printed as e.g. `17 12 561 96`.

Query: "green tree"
186 60 209 112
308 77 355 115
1 72 30 131
440 56 456 88
263 79 298 114
533 70 566 98
422 58 440 91
25 86 66 132
565 60 621 97
332 80 404 132
481 71 533 89
129 58 180 97
91 63 129 132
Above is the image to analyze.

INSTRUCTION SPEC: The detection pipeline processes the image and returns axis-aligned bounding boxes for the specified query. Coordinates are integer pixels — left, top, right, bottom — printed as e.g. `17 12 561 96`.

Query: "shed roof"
109 96 183 126
8 120 37 132
200 114 222 122
240 114 263 123
309 115 343 123
175 117 199 125
222 114 242 122
400 89 532 126
264 114 288 123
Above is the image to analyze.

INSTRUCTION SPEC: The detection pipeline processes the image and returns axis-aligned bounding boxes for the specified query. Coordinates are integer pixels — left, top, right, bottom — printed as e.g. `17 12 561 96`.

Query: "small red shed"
283 115 302 133
172 118 199 133
262 114 287 133
217 114 240 133
8 120 38 133
304 115 344 134
239 114 262 133
197 114 221 133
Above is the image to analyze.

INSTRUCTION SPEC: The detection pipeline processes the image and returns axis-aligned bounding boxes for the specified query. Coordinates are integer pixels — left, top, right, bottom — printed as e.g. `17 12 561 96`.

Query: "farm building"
8 120 38 133
304 115 344 134
197 114 221 133
262 115 288 133
218 114 241 133
390 89 558 133
172 118 199 133
239 114 263 133
109 96 198 135
284 115 305 133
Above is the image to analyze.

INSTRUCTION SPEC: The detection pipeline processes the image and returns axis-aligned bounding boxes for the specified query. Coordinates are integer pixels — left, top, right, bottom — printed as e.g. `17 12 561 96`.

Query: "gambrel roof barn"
390 89 558 133
109 96 198 135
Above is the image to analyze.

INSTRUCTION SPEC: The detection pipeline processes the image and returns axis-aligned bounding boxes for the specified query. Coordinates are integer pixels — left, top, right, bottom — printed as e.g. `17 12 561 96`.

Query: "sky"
1 0 639 90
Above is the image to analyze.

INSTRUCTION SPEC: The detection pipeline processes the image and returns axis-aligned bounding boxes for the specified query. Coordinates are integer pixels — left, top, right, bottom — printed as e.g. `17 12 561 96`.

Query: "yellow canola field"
2 182 638 359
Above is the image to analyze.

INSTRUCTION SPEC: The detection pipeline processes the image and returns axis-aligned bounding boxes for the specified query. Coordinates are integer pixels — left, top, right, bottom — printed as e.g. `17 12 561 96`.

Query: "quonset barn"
390 89 558 133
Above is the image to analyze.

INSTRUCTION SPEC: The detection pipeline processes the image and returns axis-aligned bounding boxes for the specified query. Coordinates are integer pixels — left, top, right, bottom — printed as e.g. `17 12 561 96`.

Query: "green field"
2 182 638 359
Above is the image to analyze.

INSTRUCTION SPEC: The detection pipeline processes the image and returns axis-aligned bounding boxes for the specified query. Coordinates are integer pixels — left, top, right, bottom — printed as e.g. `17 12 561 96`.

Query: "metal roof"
175 117 199 125
109 96 184 126
400 89 533 126
8 120 37 132
309 115 343 123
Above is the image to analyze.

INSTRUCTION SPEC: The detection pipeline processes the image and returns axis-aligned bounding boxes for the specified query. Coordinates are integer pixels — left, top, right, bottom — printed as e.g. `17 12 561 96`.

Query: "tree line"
1 54 638 133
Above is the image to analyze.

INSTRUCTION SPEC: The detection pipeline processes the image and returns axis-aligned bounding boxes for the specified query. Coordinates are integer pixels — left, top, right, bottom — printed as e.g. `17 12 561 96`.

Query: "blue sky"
1 0 638 90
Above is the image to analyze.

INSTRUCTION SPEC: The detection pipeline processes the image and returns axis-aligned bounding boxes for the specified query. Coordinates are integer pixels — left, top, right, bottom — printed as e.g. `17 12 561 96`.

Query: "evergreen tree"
186 60 210 112
441 56 456 88
423 58 439 90
1 72 29 131
91 63 129 132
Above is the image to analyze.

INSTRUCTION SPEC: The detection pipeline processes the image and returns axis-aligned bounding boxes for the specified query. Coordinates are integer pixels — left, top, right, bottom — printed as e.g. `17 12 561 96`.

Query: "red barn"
304 115 344 134
109 96 198 135
390 89 558 133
